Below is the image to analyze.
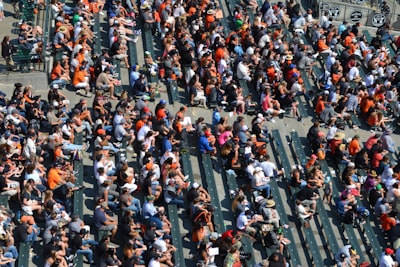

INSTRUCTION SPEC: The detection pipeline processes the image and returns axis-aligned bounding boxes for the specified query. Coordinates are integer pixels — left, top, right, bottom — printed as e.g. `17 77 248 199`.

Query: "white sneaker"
126 146 134 152
184 175 189 181
279 109 285 114
270 119 276 123
99 11 104 15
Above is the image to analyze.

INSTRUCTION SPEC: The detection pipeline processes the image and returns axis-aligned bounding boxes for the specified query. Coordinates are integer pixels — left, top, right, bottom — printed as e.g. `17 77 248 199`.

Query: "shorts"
99 84 110 90
100 224 115 231
265 108 274 115
113 54 126 60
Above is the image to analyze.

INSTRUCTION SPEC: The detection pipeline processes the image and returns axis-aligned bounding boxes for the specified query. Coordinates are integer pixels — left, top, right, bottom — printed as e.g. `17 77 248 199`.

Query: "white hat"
192 182 200 189
242 125 249 131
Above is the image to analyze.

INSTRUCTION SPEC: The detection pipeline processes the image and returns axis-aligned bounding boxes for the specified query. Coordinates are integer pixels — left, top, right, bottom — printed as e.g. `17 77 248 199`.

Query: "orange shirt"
156 108 167 121
51 65 62 81
315 97 325 115
72 68 86 86
135 119 145 132
215 47 224 63
47 168 62 190
368 112 378 127
360 98 375 114
317 39 329 52
348 139 360 156
54 147 63 159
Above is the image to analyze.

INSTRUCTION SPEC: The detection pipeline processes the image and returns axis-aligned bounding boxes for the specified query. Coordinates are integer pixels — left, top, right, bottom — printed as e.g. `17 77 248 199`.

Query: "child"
323 176 332 204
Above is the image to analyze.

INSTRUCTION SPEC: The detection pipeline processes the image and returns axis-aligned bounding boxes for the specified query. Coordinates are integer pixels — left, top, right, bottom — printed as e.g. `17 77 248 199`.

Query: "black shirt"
297 186 315 201
109 42 120 57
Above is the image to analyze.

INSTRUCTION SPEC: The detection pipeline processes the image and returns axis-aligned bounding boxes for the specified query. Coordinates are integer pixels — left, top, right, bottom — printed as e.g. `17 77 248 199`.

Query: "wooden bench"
0 195 9 208
269 179 302 267
167 205 185 267
167 79 180 105
93 12 101 56
239 79 249 97
73 131 84 218
142 30 159 83
301 225 324 266
180 148 194 184
294 96 308 120
319 160 366 262
290 131 308 167
17 242 30 267
290 132 339 261
363 30 372 43
112 59 123 95
350 112 362 128
270 129 292 182
200 154 226 233
224 169 256 266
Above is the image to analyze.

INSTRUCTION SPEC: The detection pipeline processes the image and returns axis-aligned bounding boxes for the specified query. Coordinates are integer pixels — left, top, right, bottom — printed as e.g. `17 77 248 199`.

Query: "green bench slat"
142 30 158 83
224 170 256 266
270 130 292 182
93 13 101 55
73 131 84 218
342 223 366 262
201 154 225 233
300 70 313 93
181 150 194 184
0 195 9 208
319 160 366 262
295 96 308 120
363 30 372 43
17 242 30 267
350 113 362 127
238 79 249 97
74 254 84 267
315 200 340 254
269 179 302 266
302 226 324 266
112 59 123 94
167 205 185 267
290 131 307 166
168 80 180 104
291 132 340 258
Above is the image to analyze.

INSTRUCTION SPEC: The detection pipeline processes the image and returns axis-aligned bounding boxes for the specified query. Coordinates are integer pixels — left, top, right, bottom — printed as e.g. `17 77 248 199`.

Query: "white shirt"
260 161 276 177
237 61 250 81
379 253 396 267
348 66 359 81
23 138 36 158
137 124 150 142
246 164 255 180
218 58 227 74
258 34 271 49
148 258 161 267
236 212 248 230
113 113 124 128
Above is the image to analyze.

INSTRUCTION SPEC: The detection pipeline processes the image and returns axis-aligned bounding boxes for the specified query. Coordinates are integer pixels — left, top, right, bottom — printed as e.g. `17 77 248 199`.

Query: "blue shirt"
94 207 106 228
162 137 172 154
129 70 140 87
199 135 213 153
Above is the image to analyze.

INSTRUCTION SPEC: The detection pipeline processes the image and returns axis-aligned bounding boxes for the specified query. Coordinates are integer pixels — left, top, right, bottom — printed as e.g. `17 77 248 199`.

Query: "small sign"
329 7 340 17
350 11 363 22
321 3 330 10
371 13 386 27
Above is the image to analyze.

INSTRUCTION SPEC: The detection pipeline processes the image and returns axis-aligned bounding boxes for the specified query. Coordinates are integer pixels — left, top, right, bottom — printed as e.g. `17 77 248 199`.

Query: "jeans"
62 142 83 151
169 197 185 208
26 225 40 242
254 184 271 198
76 248 93 262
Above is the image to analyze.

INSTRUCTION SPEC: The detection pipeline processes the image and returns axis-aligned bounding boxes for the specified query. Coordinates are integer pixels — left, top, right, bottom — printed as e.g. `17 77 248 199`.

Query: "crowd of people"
0 0 399 264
